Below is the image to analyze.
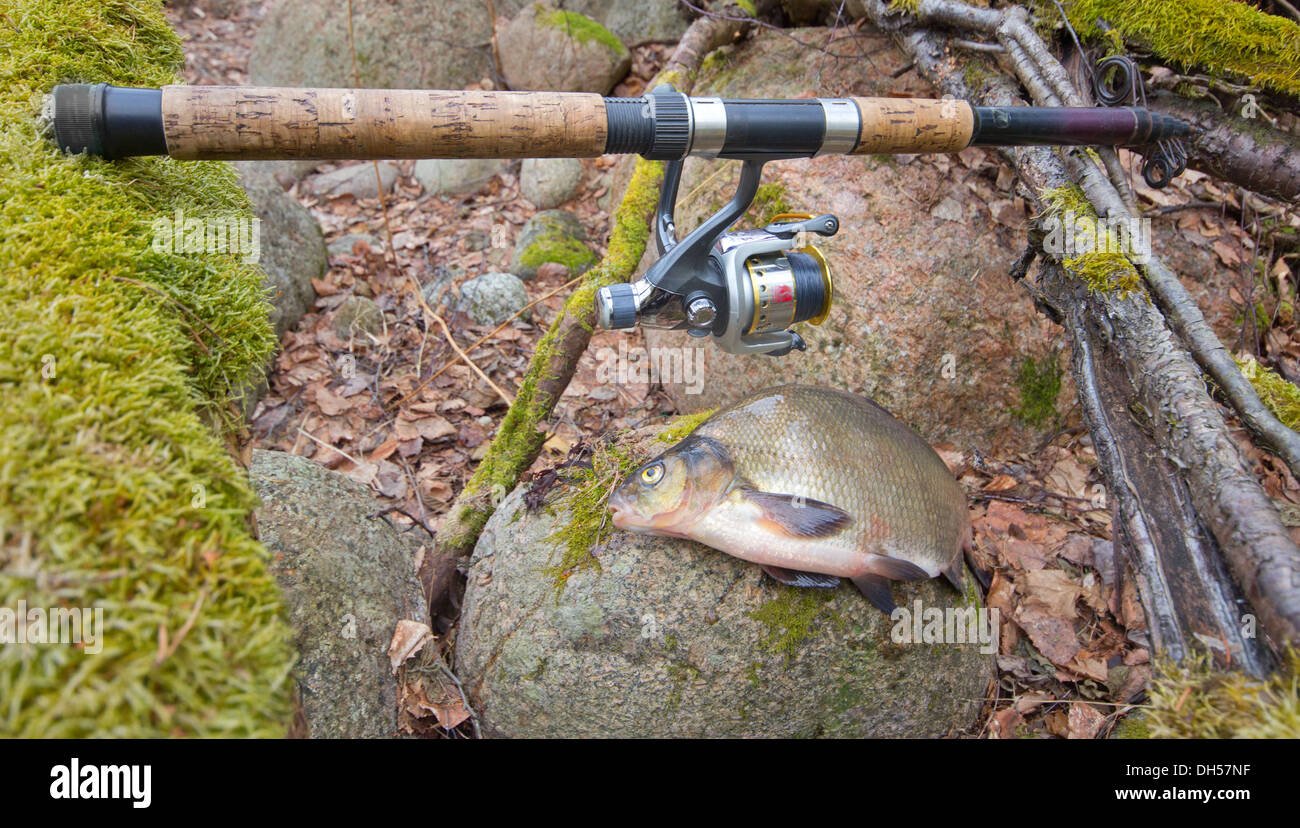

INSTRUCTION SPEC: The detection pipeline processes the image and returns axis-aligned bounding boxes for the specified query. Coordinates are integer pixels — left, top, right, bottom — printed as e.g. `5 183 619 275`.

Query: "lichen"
1141 648 1300 738
1038 185 1144 295
1013 353 1063 427
1237 355 1300 432
1061 0 1300 99
889 0 920 13
537 4 627 57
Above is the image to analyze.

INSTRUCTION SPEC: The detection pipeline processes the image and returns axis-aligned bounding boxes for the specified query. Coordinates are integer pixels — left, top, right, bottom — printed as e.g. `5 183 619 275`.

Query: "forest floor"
169 0 1299 738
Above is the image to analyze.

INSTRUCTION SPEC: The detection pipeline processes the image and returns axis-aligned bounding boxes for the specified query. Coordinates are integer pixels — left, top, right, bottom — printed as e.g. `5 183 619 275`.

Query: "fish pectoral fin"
851 574 896 615
761 565 841 588
738 490 852 538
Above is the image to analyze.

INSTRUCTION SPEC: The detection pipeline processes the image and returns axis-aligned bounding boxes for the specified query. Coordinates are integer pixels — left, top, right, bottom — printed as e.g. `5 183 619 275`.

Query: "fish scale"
609 385 969 611
692 385 963 565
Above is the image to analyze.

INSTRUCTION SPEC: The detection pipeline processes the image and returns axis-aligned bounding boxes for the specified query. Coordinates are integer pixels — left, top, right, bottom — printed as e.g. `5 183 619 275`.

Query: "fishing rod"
48 82 1192 357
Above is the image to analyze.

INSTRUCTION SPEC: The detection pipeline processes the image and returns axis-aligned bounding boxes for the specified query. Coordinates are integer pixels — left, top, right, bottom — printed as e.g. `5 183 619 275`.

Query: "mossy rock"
498 3 632 94
0 0 293 736
510 210 597 280
455 425 994 738
251 451 428 739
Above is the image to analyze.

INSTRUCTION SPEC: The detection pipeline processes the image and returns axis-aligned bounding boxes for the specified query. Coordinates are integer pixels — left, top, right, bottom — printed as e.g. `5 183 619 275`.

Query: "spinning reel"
595 156 836 357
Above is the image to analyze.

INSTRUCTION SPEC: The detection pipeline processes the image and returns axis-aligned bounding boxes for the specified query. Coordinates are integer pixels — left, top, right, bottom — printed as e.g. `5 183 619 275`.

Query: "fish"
608 384 970 614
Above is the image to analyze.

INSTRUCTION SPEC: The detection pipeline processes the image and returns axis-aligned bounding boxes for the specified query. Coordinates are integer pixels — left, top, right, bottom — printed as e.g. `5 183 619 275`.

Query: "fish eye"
640 463 664 486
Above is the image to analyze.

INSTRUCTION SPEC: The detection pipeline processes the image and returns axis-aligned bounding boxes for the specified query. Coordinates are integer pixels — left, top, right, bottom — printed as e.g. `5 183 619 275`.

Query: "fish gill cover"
0 0 295 736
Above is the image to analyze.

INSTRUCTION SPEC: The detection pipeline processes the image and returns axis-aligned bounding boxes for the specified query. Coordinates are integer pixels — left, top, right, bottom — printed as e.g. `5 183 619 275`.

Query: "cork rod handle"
160 86 610 161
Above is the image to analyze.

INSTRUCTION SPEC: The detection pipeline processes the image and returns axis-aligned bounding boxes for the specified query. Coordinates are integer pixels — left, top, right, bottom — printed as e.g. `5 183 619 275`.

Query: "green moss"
445 157 664 557
748 181 792 226
537 5 628 56
655 407 716 445
0 0 293 736
1038 185 1144 295
1013 354 1063 427
1143 649 1300 738
889 0 920 12
1110 710 1151 738
962 59 997 93
734 0 757 15
748 586 836 659
1237 355 1300 432
1062 0 1300 98
517 234 599 273
543 409 711 589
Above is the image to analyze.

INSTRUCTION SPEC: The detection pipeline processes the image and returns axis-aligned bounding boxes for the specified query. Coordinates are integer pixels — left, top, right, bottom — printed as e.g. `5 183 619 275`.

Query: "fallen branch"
1142 88 1300 204
863 0 1300 663
417 8 756 615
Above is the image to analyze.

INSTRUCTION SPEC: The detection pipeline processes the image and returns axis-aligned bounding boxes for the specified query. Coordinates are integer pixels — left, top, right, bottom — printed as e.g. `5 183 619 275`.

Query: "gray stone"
414 158 507 197
498 3 631 94
250 450 429 739
456 272 530 326
308 163 400 200
327 233 381 257
536 1 691 47
233 162 325 418
249 0 522 89
520 157 584 209
235 162 325 339
333 295 385 338
454 427 994 738
510 210 596 281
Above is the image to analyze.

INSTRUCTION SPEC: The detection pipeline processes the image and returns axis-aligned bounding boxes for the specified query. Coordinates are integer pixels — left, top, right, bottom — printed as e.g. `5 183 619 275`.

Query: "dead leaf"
388 619 433 675
1067 702 1105 739
983 474 1018 492
1020 568 1083 619
315 385 352 416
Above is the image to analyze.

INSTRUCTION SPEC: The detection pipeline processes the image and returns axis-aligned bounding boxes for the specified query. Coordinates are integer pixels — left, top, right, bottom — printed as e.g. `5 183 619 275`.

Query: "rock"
249 0 509 89
456 272 530 326
454 426 993 738
414 158 507 197
233 162 325 419
327 233 381 257
520 157 584 209
510 209 596 281
308 162 400 200
234 163 325 340
640 27 1066 453
498 3 631 94
250 450 429 739
333 295 385 338
421 265 464 313
596 0 690 46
